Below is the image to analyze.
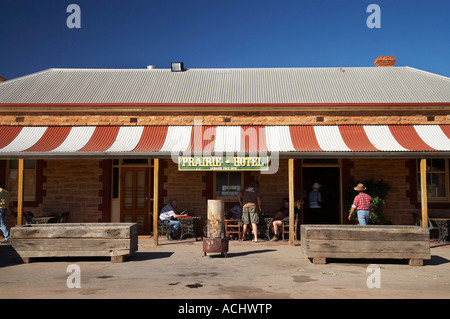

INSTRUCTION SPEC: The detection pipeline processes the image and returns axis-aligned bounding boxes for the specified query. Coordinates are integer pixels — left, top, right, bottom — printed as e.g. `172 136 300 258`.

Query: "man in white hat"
307 182 323 223
348 183 372 225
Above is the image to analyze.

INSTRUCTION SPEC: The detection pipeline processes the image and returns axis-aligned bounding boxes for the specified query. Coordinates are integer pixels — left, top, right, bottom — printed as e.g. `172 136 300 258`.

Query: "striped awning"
0 125 449 158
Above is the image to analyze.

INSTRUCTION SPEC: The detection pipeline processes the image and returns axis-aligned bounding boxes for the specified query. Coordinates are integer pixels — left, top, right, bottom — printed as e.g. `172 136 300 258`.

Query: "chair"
158 219 172 239
56 211 70 223
262 217 273 241
23 211 35 224
281 218 299 240
225 219 242 240
412 212 439 239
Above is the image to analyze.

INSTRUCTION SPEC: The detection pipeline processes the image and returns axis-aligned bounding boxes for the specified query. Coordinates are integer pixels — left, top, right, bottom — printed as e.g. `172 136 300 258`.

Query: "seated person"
295 199 303 221
159 199 186 240
270 198 303 241
270 198 289 241
229 203 242 219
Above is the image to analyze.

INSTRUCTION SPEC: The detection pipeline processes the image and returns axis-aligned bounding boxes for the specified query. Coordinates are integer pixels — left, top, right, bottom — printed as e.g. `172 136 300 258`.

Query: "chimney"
374 56 396 67
0 75 6 82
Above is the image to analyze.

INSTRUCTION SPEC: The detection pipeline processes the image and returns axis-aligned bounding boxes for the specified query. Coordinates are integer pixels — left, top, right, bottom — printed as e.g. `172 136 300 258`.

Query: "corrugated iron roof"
0 125 448 158
0 67 449 104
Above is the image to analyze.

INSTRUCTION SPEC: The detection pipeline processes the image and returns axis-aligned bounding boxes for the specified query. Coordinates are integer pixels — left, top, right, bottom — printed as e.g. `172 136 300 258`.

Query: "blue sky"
1 0 449 80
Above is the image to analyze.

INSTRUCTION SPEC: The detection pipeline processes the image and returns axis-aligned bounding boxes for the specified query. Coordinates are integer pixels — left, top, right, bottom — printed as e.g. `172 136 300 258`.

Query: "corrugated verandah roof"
0 125 449 158
0 67 450 104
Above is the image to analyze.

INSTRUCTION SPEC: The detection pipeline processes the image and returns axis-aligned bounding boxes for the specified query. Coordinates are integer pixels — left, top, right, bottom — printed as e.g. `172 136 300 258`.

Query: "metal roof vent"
171 62 184 72
146 65 157 69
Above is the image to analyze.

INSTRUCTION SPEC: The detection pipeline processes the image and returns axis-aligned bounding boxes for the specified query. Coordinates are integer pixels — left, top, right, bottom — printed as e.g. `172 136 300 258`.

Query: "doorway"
302 165 340 224
120 167 150 234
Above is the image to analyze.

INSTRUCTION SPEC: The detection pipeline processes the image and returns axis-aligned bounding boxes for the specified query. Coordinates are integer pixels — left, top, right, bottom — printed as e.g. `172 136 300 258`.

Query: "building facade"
0 57 449 239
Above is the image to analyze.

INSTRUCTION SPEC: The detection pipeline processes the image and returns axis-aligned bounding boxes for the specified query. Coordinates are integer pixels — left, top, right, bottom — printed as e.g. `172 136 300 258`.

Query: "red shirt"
352 192 372 210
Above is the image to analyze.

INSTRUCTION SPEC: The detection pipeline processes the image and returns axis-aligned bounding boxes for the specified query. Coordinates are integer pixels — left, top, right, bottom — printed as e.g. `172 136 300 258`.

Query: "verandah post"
420 158 428 229
289 158 295 246
153 158 159 246
16 159 24 226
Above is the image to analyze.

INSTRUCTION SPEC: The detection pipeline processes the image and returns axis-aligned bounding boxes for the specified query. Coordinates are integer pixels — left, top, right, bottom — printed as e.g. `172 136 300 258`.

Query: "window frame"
7 159 37 202
213 171 244 202
417 158 449 202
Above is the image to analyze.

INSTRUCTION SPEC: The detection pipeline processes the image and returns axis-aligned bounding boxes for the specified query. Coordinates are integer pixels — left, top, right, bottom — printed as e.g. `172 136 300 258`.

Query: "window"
215 172 243 199
8 160 37 202
417 159 449 201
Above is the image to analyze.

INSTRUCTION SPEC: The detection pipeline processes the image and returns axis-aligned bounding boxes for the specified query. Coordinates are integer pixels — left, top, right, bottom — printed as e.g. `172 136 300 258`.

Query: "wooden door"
120 167 149 234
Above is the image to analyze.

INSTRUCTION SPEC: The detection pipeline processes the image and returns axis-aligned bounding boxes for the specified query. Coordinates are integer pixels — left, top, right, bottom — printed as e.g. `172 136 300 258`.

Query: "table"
178 217 201 241
430 218 449 243
31 216 58 224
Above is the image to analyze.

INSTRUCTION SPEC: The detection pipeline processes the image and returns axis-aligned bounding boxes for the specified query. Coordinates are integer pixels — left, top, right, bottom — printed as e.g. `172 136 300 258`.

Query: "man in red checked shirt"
348 183 372 225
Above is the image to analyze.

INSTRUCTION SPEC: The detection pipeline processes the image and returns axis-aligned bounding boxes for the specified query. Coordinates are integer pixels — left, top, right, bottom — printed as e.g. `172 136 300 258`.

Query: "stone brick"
39 159 103 222
351 159 415 225
2 111 448 126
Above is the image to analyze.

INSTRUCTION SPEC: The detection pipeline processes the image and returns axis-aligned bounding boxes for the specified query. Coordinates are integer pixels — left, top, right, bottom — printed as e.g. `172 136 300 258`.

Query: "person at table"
159 199 186 240
229 203 242 219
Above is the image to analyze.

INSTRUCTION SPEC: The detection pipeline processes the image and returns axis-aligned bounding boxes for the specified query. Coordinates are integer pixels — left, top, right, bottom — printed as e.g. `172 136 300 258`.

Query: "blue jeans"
166 220 180 234
0 209 9 241
357 210 370 225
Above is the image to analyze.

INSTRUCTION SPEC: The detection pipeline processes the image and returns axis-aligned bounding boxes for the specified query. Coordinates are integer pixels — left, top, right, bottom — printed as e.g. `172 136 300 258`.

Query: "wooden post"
153 158 159 246
420 159 428 229
288 158 295 246
16 159 24 226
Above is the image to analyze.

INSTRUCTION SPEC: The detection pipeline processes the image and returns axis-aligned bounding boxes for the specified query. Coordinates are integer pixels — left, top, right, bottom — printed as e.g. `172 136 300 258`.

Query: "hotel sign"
178 156 269 171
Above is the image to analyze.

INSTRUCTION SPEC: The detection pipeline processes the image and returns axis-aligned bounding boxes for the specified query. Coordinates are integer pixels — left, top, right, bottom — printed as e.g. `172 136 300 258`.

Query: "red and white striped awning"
0 125 449 158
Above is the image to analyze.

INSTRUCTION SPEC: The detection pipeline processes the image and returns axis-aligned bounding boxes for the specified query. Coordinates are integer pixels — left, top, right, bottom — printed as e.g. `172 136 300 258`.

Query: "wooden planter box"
301 225 430 266
10 223 138 263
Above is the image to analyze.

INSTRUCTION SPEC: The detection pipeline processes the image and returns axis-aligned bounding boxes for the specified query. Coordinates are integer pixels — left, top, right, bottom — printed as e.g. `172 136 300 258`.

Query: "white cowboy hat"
311 182 322 189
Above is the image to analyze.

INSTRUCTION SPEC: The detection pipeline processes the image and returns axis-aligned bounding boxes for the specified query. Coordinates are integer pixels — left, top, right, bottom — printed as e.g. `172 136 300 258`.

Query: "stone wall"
351 159 415 225
40 159 103 222
2 112 449 126
162 160 207 218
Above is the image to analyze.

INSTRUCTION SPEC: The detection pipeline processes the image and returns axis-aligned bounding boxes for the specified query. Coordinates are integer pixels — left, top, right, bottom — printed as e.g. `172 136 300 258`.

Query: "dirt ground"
1 236 449 301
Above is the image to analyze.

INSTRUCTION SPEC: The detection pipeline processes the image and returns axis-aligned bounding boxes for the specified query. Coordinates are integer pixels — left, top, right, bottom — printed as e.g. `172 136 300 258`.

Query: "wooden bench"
10 223 138 263
301 225 430 266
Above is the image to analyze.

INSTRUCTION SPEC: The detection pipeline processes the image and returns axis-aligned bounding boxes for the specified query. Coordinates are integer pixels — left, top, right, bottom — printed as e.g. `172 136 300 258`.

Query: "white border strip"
0 127 48 152
265 126 295 152
106 126 145 152
160 126 192 152
214 126 241 153
314 126 351 151
414 125 450 151
51 127 96 152
363 126 407 151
